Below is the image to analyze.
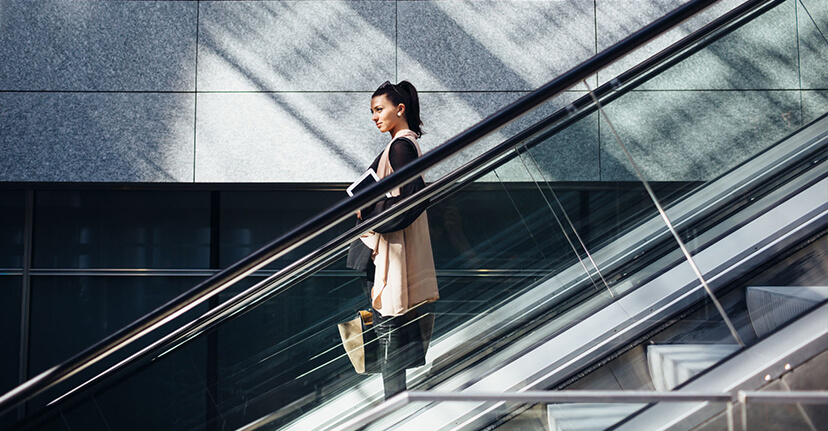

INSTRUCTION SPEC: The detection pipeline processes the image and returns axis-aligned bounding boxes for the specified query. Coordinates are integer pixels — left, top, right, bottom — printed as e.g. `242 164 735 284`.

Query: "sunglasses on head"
379 81 405 102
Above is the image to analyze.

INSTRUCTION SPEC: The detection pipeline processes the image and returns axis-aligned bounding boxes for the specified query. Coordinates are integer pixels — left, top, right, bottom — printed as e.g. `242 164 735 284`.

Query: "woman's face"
370 94 405 135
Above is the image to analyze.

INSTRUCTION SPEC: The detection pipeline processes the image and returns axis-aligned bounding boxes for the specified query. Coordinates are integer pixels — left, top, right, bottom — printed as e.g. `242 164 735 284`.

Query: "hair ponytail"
396 80 423 138
372 80 424 138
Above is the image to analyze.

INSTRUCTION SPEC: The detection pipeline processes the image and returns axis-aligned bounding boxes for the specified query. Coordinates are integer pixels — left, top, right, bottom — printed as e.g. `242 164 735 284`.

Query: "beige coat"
360 130 439 316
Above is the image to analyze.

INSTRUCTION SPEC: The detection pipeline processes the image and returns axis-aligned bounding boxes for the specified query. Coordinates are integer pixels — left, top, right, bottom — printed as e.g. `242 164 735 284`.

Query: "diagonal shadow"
198 3 374 176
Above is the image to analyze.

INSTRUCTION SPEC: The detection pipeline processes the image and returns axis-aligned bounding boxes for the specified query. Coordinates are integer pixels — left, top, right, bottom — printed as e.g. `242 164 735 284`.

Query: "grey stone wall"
0 0 825 183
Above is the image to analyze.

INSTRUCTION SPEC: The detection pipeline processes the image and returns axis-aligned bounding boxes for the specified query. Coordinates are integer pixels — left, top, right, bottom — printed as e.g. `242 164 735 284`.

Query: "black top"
346 137 428 274
360 138 427 233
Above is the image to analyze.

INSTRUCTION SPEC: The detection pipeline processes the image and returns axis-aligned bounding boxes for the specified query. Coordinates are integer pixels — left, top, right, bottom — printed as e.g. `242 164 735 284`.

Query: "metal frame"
616 302 828 431
0 0 731 416
322 304 828 431
16 190 34 420
21 268 553 278
317 390 828 431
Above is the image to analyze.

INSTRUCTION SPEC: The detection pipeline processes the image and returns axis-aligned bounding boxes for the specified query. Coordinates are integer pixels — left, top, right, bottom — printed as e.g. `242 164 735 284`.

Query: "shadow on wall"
553 0 812 182
0 1 198 182
354 0 600 181
195 0 822 184
194 0 601 182
2 0 823 183
595 0 822 182
196 1 393 182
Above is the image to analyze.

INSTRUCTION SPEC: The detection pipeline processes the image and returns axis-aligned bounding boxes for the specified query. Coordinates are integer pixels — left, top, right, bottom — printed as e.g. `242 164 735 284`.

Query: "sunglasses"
379 81 405 102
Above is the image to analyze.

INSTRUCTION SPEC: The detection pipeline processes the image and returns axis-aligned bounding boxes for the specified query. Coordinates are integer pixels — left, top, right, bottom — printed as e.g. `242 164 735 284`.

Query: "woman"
348 80 439 399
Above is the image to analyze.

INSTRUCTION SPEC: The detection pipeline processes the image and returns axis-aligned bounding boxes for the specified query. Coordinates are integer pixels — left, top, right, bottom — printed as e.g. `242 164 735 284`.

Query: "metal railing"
322 390 828 431
0 0 784 420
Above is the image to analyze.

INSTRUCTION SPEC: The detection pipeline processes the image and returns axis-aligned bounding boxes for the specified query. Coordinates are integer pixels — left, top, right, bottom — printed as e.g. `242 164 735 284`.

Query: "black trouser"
372 307 409 399
367 262 431 399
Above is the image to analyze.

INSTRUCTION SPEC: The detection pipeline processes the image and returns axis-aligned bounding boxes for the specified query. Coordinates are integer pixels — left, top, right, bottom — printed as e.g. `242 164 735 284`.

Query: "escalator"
281 108 828 431
1 0 826 430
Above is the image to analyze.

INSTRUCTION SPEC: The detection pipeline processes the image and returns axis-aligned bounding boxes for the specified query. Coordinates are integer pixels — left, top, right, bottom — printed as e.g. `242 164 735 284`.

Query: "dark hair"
372 80 423 138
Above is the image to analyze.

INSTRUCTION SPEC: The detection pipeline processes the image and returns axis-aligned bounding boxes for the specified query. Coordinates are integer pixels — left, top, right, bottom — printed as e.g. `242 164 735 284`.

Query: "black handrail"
0 0 727 417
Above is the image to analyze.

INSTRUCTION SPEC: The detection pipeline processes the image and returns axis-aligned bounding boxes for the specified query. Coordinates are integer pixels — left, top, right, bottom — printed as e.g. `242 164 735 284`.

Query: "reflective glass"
219 190 349 269
33 191 211 269
56 336 208 431
0 277 22 400
0 190 25 269
582 0 828 351
725 237 828 345
28 276 207 377
429 179 570 271
523 110 698 299
213 272 366 429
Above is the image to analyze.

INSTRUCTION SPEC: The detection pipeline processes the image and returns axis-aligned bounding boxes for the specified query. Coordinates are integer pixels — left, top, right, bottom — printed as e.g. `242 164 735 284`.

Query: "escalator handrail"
0 0 730 416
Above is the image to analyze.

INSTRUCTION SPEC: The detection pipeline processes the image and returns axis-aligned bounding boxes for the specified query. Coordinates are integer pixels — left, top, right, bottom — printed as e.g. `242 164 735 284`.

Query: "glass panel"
0 190 25 269
219 190 350 269
0 277 21 395
56 337 208 431
582 0 828 350
28 276 208 377
429 179 571 272
726 237 828 345
33 191 211 269
521 110 698 253
214 272 366 429
521 110 695 299
0 277 22 429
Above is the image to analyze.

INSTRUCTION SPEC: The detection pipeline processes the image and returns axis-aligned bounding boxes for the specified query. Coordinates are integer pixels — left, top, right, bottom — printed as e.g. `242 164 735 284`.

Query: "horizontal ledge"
21 268 546 278
400 390 828 404
2 89 823 95
404 390 735 404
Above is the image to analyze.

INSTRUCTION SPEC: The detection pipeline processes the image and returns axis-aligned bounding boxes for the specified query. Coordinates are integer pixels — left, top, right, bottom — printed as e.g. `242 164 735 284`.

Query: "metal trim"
22 268 541 278
323 389 827 431
615 302 828 431
16 190 34 420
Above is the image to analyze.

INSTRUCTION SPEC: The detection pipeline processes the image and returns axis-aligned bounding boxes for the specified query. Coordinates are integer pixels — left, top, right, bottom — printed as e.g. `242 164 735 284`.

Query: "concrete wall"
0 0 826 183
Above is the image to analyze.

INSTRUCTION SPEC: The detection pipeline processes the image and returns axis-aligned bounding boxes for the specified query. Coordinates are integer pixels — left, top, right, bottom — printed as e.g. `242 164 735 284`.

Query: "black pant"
367 262 431 400
372 308 409 399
